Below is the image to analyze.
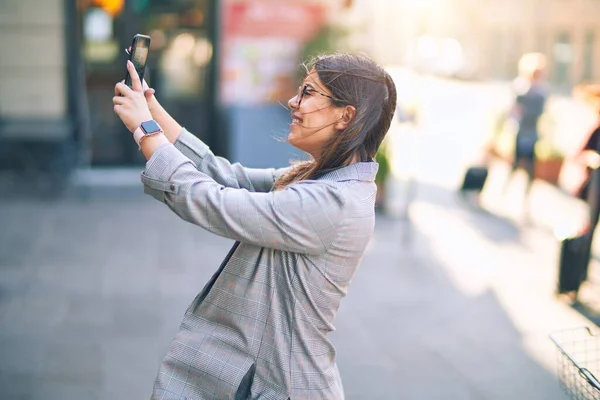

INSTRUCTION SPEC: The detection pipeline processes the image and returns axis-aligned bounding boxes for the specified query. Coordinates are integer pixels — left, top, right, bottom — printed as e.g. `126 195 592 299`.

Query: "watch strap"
133 127 163 150
133 127 145 146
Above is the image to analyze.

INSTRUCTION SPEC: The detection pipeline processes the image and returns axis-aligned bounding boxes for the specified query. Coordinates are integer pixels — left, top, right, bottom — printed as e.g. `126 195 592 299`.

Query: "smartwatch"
133 120 163 147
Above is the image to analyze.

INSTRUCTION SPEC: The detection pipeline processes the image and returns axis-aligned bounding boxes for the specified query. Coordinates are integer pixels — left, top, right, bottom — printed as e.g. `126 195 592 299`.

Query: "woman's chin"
288 123 304 140
287 131 298 144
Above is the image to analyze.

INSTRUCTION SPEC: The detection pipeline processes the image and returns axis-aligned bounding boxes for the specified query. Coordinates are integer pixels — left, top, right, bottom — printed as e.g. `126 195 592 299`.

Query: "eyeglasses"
296 84 341 107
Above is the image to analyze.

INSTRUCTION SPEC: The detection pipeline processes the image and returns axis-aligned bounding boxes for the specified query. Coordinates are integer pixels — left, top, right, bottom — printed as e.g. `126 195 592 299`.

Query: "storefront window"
82 6 120 64
140 0 211 100
78 0 213 166
157 32 212 99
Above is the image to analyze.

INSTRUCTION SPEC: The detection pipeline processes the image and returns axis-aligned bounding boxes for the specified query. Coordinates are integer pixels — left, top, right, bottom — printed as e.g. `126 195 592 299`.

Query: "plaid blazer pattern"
141 129 378 400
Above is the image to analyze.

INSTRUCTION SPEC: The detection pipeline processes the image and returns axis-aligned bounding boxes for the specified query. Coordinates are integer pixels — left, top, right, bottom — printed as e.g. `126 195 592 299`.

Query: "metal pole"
65 0 93 182
207 0 224 157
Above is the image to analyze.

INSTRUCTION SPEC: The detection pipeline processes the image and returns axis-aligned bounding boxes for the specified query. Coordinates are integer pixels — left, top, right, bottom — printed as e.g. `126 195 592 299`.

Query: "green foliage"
298 25 349 81
375 139 391 185
536 137 565 161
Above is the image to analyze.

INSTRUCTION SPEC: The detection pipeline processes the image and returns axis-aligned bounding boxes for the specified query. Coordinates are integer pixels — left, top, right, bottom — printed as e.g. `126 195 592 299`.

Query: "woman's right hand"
114 79 157 107
126 46 158 111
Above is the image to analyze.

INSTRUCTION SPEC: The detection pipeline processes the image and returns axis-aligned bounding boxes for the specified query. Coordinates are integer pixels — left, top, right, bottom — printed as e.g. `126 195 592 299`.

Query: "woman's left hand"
113 60 153 133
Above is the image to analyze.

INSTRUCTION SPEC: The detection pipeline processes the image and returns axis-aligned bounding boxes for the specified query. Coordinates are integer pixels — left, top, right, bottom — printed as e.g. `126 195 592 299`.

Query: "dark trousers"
578 165 600 283
512 136 537 188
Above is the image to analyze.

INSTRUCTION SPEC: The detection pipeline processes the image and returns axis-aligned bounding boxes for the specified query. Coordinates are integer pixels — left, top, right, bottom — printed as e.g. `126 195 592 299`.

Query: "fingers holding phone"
124 40 156 100
125 34 151 89
114 34 159 126
113 78 152 133
126 60 143 92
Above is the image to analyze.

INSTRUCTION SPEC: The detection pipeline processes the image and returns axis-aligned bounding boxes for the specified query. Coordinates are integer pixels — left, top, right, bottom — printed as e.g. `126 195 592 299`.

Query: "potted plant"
375 138 391 210
485 109 516 163
534 138 565 185
534 110 564 185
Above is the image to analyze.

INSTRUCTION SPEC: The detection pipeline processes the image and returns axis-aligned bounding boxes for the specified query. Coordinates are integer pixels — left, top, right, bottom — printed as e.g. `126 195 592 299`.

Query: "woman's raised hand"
113 60 153 133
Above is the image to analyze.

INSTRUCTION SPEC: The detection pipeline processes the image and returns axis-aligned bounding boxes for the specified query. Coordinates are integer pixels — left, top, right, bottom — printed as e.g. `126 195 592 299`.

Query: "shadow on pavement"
570 275 600 327
403 180 524 245
0 190 568 399
332 213 567 399
0 193 233 399
572 301 600 327
404 179 600 329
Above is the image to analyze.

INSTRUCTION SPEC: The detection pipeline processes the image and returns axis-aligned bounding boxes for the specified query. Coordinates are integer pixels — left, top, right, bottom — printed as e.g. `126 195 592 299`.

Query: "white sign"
84 8 113 43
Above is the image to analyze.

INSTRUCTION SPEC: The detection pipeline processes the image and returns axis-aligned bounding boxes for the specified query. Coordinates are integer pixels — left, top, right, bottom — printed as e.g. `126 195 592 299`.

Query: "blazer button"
170 184 175 191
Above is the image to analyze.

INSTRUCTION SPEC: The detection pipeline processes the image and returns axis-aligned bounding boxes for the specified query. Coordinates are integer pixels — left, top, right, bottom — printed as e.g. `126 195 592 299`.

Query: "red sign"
223 1 326 41
220 1 328 105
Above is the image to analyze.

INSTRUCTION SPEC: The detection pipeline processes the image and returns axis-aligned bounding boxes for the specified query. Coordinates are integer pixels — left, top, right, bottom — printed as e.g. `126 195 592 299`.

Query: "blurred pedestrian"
504 53 549 214
571 84 600 203
112 53 397 399
561 83 600 300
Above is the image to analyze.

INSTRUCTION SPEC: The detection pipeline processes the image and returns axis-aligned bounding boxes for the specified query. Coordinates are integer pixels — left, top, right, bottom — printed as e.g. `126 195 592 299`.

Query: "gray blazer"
142 129 378 400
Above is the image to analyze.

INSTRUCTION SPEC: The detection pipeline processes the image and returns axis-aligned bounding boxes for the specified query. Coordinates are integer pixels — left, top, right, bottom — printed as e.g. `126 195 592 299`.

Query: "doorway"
77 0 214 166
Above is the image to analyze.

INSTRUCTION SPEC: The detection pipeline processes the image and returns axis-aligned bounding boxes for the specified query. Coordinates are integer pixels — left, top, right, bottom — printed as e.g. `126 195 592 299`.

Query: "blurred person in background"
112 53 396 399
504 52 549 214
564 84 600 299
571 84 600 203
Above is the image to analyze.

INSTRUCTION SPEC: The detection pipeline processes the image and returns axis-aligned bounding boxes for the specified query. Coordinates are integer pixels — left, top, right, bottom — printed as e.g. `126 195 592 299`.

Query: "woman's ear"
336 105 356 131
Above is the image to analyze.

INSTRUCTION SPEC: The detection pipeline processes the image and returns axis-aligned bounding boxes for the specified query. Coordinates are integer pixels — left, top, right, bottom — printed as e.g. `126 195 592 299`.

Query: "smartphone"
125 34 151 88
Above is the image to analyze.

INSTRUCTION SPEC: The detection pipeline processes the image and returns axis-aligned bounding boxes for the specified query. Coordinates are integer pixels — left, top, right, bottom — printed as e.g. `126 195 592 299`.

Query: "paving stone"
0 175 589 399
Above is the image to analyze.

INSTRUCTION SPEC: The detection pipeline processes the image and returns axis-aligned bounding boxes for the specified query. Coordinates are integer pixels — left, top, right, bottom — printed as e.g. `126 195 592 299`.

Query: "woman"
572 84 600 202
505 52 548 202
113 53 397 399
559 84 600 299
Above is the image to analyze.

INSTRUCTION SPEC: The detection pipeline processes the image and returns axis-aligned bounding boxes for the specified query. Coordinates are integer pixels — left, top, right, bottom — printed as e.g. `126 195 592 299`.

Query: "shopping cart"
550 327 600 399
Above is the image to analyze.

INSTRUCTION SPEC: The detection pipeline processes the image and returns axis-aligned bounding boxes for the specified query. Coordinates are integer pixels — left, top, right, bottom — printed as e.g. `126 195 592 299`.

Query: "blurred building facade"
0 0 219 174
0 0 70 134
474 0 599 86
0 0 82 176
0 0 353 179
345 0 600 86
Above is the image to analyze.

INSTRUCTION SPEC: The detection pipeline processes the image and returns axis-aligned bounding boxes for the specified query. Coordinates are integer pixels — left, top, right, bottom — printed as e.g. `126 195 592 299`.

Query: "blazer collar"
317 161 379 183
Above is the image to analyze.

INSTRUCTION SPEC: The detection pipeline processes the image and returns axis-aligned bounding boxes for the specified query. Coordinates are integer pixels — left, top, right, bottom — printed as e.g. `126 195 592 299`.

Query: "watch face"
141 120 161 134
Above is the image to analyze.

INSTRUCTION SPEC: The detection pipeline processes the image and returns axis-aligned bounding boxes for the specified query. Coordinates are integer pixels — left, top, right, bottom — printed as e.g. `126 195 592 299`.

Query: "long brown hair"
273 53 397 190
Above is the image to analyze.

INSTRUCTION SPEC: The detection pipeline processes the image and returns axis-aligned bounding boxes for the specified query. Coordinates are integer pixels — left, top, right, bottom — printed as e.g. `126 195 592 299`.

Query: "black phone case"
125 34 151 88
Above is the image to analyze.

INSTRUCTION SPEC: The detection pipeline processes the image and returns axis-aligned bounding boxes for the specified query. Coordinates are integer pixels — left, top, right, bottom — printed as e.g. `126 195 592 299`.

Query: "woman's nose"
288 94 299 109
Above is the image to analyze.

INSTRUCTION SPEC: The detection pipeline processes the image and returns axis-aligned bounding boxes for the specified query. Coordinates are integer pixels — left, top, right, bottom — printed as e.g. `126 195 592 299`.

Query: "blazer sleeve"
173 128 289 192
141 144 345 255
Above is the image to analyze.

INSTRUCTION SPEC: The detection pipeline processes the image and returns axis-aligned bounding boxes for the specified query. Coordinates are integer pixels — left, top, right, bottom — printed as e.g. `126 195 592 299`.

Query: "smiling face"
287 71 351 159
272 54 398 190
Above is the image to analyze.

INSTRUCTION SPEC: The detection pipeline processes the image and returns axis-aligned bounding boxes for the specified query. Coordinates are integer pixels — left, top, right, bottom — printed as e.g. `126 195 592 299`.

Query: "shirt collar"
317 161 379 183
